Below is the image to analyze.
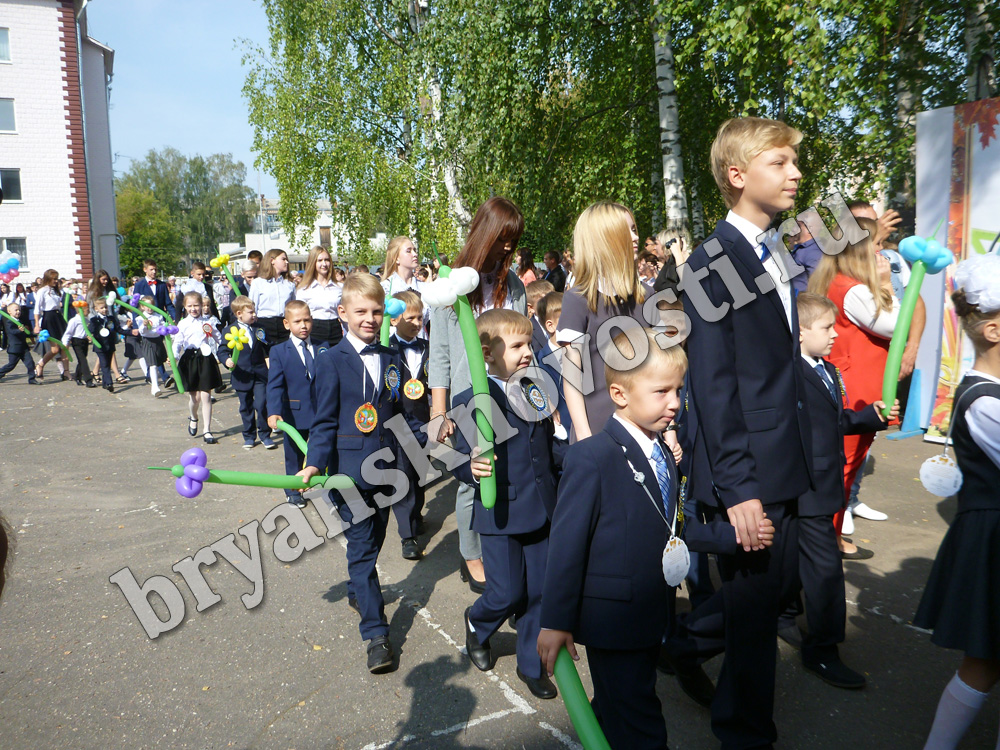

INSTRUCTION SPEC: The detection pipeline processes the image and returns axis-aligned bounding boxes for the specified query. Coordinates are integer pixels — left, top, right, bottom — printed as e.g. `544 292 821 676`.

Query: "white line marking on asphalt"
538 721 584 749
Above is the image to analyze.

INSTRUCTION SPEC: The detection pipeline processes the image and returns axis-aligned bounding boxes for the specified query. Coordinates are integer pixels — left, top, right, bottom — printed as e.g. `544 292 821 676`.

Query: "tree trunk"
652 11 689 246
966 1 996 101
892 1 922 215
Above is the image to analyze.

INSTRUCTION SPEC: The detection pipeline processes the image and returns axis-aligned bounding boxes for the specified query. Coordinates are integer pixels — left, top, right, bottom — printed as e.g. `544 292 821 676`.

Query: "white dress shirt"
236 320 255 350
842 285 901 339
249 277 296 318
295 279 342 320
345 331 381 394
291 335 315 370
62 315 86 345
381 273 424 298
613 414 661 482
725 210 792 330
173 315 222 358
393 333 423 379
963 369 1000 470
35 286 62 316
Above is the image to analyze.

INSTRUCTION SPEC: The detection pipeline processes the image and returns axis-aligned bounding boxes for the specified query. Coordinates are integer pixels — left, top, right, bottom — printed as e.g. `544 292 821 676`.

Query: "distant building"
0 0 117 281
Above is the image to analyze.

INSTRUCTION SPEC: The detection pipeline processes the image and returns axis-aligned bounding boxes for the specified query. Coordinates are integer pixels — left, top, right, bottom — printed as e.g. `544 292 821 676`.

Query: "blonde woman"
807 216 899 552
556 201 648 442
249 249 296 344
295 245 343 345
380 236 424 297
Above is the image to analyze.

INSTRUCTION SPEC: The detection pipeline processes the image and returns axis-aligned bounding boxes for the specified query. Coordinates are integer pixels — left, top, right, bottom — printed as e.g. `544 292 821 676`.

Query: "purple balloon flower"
175 447 209 498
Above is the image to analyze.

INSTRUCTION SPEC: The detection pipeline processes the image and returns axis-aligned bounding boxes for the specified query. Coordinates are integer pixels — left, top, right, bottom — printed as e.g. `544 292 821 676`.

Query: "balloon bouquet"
0 248 20 284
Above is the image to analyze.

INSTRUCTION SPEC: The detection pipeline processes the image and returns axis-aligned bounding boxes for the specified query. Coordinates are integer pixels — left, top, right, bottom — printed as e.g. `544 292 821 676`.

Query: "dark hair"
454 197 525 311
544 250 560 262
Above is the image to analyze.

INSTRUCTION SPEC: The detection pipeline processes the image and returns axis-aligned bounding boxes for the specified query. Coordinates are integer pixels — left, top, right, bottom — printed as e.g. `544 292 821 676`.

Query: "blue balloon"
898 235 926 264
385 298 407 317
9 257 19 270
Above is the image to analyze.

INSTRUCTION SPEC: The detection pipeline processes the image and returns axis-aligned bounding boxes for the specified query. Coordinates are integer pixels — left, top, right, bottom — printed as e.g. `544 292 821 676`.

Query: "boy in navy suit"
525 279 554 355
0 303 38 384
389 291 429 560
226 296 275 452
132 259 175 320
453 309 560 700
267 299 323 507
678 117 813 748
539 331 772 749
297 273 424 674
88 298 120 394
777 293 897 689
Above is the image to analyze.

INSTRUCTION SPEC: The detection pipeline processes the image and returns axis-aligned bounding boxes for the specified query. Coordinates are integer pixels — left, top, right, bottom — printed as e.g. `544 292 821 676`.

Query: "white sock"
139 357 149 377
57 360 66 375
150 369 159 393
925 673 988 749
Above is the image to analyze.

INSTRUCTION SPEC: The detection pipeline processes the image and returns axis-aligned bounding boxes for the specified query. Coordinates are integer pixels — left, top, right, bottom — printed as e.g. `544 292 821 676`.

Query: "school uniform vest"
951 376 1000 513
826 274 890 409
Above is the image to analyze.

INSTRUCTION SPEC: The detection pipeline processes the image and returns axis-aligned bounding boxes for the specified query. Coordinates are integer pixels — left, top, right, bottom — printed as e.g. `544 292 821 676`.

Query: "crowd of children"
1 116 998 750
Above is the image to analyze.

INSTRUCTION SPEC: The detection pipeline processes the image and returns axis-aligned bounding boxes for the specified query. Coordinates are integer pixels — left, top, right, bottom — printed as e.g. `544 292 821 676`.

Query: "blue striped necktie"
651 442 673 519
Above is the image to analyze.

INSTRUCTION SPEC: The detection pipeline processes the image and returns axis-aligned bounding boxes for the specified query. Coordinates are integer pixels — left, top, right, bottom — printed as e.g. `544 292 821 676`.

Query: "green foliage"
115 185 185 277
116 148 257 260
244 0 1000 255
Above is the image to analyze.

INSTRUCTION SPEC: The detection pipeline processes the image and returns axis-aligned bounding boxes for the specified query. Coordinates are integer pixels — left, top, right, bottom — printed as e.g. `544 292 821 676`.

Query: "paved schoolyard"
0 370 995 749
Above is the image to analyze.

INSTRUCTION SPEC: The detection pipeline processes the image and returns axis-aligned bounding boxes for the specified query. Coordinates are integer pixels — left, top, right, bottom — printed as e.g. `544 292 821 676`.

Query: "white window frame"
1 238 27 267
0 99 15 133
0 168 22 202
0 28 10 64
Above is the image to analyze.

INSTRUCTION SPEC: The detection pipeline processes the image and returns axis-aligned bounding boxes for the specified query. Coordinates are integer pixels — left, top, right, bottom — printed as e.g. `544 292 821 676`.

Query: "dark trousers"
677 501 799 750
281 426 308 499
391 467 424 539
96 347 115 387
777 514 845 665
685 549 716 610
588 645 668 750
0 349 36 380
236 380 271 444
335 490 390 641
470 526 548 678
70 340 92 383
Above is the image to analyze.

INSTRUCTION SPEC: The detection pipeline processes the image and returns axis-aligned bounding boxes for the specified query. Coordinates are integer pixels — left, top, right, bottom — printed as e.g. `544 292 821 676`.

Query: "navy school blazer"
450 377 559 536
265 337 328 432
304 337 425 492
228 325 269 391
798 357 886 517
682 219 813 512
540 416 678 650
390 333 431 425
132 278 175 320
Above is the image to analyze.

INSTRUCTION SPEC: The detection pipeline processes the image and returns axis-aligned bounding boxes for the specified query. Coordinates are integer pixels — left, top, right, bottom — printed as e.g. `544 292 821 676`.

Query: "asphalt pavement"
0 369 996 749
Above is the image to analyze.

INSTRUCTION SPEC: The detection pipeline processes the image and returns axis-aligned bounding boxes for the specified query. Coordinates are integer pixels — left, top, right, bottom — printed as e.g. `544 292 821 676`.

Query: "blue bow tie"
360 343 381 355
397 338 422 351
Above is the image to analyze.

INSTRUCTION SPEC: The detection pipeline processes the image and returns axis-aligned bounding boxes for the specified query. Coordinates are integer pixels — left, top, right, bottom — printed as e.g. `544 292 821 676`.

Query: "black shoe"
165 376 175 389
347 596 361 617
460 559 486 594
104 384 115 393
465 606 491 671
656 645 676 675
366 636 394 674
287 495 307 508
85 381 96 388
803 658 866 689
401 538 421 560
778 624 804 649
216 383 228 393
203 432 218 445
664 653 715 708
74 379 83 386
842 546 874 560
516 668 557 699
187 418 198 437
28 379 40 385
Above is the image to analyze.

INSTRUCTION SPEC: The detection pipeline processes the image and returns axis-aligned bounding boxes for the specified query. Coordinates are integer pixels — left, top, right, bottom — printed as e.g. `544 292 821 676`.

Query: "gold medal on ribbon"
404 378 425 400
355 402 378 433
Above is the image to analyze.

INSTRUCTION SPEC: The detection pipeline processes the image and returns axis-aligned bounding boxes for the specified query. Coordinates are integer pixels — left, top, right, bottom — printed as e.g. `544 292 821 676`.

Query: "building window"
0 169 21 201
319 226 331 248
0 99 14 132
1 238 26 266
0 29 9 63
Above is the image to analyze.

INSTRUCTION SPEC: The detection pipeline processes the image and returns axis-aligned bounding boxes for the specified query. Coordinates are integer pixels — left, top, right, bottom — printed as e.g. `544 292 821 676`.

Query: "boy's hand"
267 415 282 431
431 415 455 443
872 399 900 423
537 629 578 677
470 446 493 479
225 357 234 369
727 498 766 551
756 515 775 547
296 465 320 485
664 429 683 464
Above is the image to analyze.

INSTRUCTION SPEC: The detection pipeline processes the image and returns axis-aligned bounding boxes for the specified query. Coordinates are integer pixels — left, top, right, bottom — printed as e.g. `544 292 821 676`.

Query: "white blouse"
172 315 222 358
843 285 901 339
62 315 87 345
250 277 296 318
964 369 1000 470
35 286 62 316
295 279 342 320
381 273 424 298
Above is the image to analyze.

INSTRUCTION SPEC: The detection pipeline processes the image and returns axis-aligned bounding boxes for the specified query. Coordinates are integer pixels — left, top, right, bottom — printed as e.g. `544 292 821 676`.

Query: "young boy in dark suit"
88 297 120 393
538 331 773 749
226 295 275 452
389 291 429 560
777 293 897 689
267 299 324 507
678 116 813 749
453 309 560 700
525 279 554 355
0 303 38 384
297 273 424 674
132 259 175 320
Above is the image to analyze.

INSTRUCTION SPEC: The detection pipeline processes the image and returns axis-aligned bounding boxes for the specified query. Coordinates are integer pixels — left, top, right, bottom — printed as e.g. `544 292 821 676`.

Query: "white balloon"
448 266 480 296
421 279 458 307
107 291 117 302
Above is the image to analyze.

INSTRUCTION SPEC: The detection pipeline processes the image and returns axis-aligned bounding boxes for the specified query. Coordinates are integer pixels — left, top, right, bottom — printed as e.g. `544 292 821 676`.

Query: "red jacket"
826 273 890 411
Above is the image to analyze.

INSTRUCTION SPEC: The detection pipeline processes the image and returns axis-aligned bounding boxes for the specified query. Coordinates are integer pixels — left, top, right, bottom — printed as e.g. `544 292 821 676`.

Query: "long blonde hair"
298 245 332 289
572 201 644 311
381 236 413 281
259 249 290 281
807 217 892 316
